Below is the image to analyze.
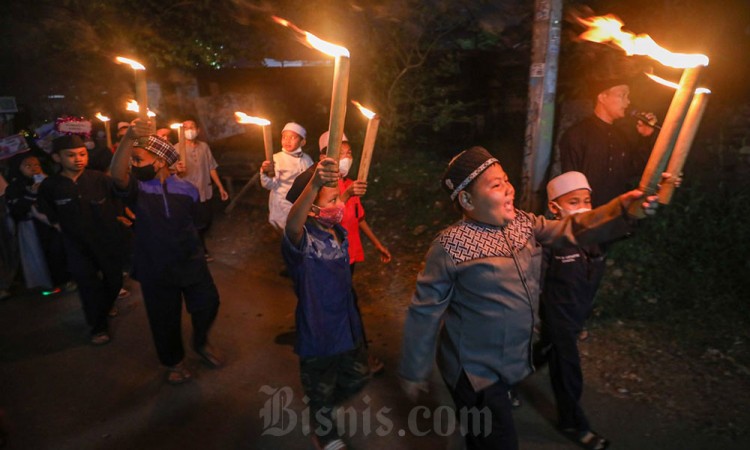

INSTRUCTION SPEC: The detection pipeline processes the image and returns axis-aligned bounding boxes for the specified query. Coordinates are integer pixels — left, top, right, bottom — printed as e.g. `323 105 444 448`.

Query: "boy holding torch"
540 171 609 450
399 146 667 450
260 122 314 231
319 131 391 375
283 157 370 450
110 119 223 384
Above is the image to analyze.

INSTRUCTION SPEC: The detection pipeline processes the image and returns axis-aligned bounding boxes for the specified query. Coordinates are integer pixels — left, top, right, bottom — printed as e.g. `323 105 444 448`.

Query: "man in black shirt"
559 79 657 207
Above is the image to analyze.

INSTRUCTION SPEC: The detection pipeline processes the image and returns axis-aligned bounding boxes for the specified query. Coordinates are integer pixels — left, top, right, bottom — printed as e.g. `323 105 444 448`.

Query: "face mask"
131 162 158 181
313 204 345 228
553 201 591 218
184 129 197 141
338 157 352 177
85 141 95 150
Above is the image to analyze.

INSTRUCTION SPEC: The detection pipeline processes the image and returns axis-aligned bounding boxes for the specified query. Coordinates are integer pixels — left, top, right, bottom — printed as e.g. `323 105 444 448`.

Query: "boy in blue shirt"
110 120 223 385
283 157 370 450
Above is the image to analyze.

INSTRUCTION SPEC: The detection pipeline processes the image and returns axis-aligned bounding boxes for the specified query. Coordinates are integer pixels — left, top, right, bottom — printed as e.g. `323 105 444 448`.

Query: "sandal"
312 435 347 450
90 332 111 346
562 428 609 450
368 355 385 376
166 362 192 385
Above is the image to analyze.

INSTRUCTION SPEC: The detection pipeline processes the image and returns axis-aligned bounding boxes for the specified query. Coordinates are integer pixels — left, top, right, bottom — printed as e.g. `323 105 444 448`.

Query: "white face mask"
338 157 352 177
553 201 591 218
184 129 197 141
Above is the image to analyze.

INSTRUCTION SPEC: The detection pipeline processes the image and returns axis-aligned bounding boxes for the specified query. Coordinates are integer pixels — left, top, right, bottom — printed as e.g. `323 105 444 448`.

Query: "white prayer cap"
547 171 591 200
318 130 349 152
281 122 306 139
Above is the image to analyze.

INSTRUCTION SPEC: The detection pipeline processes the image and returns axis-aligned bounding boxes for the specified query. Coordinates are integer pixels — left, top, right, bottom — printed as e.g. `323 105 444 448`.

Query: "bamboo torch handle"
325 55 350 187
262 125 275 178
629 66 703 218
357 116 380 182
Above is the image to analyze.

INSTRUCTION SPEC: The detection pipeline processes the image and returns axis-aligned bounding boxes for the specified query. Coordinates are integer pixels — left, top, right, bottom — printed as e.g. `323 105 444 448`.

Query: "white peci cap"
547 171 591 201
318 130 349 152
281 122 306 139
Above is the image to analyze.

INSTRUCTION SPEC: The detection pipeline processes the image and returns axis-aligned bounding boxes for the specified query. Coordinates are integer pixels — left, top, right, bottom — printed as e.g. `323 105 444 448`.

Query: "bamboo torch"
578 14 709 216
235 112 274 177
170 122 186 166
95 113 112 149
351 101 380 182
116 57 149 121
273 16 350 186
659 89 710 204
644 75 712 204
636 67 702 197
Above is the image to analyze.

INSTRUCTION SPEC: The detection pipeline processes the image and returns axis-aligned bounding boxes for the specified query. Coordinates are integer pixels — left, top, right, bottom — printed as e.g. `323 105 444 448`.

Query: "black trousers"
446 370 518 450
139 262 220 366
544 315 590 431
63 239 122 335
35 221 69 287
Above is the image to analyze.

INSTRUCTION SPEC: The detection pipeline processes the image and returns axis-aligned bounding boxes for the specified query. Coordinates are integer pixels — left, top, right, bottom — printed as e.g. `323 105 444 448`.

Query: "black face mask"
131 162 157 181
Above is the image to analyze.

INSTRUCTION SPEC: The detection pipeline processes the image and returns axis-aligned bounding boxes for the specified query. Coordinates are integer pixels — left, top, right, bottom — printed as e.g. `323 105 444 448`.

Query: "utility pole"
520 0 562 213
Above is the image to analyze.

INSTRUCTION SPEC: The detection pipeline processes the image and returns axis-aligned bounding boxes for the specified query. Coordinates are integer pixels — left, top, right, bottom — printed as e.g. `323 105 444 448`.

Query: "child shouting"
399 146 664 450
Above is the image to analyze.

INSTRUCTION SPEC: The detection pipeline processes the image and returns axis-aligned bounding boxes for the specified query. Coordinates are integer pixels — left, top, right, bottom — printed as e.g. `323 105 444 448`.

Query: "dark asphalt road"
0 201 737 450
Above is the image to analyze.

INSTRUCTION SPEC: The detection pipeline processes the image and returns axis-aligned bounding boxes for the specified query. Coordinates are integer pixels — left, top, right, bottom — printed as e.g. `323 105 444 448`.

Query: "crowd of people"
0 75 667 450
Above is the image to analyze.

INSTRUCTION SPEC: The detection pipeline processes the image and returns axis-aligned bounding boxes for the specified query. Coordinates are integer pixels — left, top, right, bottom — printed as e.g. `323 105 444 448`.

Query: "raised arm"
110 119 153 189
285 158 338 246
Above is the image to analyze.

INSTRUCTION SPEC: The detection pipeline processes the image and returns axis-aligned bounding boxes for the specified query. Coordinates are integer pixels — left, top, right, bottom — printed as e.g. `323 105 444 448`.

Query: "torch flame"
95 112 110 122
169 123 183 130
125 100 156 117
578 15 708 69
351 101 377 119
235 111 271 126
115 56 146 71
272 16 350 58
646 73 712 94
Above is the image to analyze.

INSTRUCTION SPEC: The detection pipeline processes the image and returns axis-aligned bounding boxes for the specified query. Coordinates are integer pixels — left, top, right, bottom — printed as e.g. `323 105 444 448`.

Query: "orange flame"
272 16 350 58
351 101 377 119
235 111 271 126
95 112 110 122
169 123 183 130
646 73 712 94
579 15 708 68
125 100 156 117
115 56 146 70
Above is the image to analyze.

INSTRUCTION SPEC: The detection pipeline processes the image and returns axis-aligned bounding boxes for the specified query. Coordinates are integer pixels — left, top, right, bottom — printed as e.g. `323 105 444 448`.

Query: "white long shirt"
259 148 314 230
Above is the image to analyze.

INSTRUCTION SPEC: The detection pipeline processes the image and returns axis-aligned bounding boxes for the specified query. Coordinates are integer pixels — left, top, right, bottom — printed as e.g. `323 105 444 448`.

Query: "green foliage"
597 178 750 322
